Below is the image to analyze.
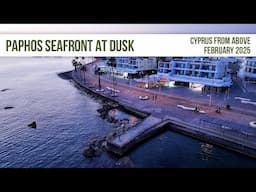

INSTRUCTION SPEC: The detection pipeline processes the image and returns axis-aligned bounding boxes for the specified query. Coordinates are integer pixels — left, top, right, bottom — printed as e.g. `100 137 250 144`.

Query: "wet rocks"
106 133 115 142
83 146 101 158
83 120 132 158
83 139 104 158
97 105 108 118
28 121 37 129
107 116 118 123
4 106 14 110
97 103 118 119
83 106 135 159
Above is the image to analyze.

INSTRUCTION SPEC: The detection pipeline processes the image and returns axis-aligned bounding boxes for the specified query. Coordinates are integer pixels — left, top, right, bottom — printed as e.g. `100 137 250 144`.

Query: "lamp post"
97 67 101 90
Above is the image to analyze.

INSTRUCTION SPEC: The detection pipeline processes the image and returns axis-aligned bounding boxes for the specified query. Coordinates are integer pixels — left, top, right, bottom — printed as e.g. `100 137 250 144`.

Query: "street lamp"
97 67 101 90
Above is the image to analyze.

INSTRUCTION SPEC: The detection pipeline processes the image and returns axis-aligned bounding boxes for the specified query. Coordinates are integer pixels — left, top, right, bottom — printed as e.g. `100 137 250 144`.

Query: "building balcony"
169 74 232 87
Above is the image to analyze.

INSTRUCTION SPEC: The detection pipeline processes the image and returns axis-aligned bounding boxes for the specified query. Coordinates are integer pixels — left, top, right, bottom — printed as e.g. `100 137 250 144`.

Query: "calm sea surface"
0 57 256 168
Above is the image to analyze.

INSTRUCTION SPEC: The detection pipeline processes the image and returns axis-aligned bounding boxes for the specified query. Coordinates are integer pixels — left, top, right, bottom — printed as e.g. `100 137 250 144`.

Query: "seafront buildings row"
93 57 256 89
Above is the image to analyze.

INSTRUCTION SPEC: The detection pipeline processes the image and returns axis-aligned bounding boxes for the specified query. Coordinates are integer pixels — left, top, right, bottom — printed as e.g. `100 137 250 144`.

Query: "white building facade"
113 57 158 77
243 58 256 80
158 58 232 87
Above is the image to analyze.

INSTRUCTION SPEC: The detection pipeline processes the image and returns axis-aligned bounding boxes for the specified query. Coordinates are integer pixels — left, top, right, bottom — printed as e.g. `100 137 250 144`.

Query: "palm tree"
80 59 87 84
107 57 116 96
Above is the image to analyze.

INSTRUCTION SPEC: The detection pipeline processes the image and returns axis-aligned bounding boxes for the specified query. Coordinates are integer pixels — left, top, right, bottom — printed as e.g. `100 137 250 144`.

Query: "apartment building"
113 57 158 77
158 58 232 87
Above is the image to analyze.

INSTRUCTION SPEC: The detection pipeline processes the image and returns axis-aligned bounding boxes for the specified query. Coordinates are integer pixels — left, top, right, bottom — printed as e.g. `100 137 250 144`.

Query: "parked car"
139 95 149 100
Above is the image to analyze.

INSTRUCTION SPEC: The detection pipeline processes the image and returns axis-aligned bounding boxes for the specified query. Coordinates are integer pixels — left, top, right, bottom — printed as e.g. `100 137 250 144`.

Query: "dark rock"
98 138 106 146
101 141 108 150
4 106 14 110
123 118 129 122
106 134 114 141
28 121 37 129
92 140 99 146
1 88 10 92
97 108 104 113
117 129 124 135
83 145 101 158
93 147 101 156
109 117 114 123
91 138 105 147
83 146 95 158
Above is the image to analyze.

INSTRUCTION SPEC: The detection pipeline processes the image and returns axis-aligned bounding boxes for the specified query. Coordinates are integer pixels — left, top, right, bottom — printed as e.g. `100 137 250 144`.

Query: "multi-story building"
243 58 256 81
158 58 232 87
111 57 158 78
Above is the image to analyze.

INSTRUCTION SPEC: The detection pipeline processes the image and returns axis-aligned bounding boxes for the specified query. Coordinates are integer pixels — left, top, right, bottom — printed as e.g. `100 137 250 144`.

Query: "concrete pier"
107 116 169 155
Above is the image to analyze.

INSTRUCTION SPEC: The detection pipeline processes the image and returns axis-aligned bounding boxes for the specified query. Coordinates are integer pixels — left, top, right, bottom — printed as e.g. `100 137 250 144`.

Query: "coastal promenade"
71 59 256 158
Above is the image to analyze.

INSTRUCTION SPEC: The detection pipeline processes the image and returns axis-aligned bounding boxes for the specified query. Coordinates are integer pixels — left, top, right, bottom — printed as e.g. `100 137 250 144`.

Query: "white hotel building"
243 58 256 81
112 57 158 77
158 58 232 87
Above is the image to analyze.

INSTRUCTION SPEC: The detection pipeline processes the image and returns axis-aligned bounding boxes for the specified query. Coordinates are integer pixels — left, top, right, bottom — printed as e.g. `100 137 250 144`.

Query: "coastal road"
77 60 256 130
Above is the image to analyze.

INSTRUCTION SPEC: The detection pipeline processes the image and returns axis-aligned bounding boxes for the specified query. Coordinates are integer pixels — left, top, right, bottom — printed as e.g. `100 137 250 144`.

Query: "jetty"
107 115 169 155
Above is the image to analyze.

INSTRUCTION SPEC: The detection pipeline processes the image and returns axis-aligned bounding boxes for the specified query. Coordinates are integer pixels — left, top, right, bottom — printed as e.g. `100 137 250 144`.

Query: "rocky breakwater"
83 103 135 159
96 102 119 119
